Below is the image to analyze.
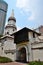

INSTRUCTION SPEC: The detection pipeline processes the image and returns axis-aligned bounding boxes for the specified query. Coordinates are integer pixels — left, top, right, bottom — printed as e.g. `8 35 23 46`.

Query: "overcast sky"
4 0 43 30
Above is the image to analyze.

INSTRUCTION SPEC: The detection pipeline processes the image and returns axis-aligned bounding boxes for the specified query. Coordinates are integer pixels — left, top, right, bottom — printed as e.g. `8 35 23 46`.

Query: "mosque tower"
4 10 17 35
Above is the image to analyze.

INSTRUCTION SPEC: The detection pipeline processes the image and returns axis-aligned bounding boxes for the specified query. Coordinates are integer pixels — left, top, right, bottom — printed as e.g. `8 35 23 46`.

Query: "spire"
8 9 16 22
10 9 14 17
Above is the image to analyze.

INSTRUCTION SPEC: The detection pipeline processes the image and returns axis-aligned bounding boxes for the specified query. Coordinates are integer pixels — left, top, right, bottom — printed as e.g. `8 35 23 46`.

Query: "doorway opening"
16 47 27 63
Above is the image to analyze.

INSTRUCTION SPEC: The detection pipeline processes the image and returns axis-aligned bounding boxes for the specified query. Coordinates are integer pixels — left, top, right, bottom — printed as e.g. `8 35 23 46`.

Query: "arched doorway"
16 47 26 63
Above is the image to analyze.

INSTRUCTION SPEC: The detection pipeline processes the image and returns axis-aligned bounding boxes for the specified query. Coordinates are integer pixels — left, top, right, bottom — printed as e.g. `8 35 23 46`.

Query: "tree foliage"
0 56 12 63
28 61 43 65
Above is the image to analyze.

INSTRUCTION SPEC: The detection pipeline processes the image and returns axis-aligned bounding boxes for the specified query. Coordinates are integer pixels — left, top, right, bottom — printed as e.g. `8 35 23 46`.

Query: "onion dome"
8 9 16 22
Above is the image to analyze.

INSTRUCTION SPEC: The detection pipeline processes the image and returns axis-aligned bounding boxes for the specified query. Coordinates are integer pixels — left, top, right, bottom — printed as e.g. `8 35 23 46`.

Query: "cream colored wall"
0 43 3 56
28 42 33 61
28 32 34 61
4 39 15 50
28 32 43 61
28 32 39 43
32 42 43 48
8 20 16 25
28 32 35 43
32 42 43 61
5 28 14 34
5 26 17 35
32 49 43 61
0 38 16 61
28 32 33 40
28 31 38 39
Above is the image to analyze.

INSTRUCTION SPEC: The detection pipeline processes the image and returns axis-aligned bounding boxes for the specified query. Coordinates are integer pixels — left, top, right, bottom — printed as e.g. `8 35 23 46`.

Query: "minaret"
4 10 17 35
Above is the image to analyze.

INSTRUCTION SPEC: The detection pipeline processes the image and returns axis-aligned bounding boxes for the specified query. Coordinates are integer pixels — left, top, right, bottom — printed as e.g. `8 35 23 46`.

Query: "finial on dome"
10 9 14 17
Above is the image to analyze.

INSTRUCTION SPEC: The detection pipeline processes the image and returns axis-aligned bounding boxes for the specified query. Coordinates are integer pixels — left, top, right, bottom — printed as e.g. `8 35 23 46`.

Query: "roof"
11 27 41 36
0 35 14 40
8 17 16 22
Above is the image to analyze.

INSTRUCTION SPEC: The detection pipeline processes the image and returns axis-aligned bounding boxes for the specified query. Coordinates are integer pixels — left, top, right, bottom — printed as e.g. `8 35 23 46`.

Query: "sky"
4 0 43 30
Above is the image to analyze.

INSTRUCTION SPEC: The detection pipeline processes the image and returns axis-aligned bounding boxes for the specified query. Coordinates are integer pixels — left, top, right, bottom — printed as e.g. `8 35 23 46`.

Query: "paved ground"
0 62 27 65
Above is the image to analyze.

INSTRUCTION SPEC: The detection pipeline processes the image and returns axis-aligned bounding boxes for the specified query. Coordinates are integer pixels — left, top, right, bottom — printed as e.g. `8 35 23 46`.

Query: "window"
13 29 14 31
5 38 7 41
7 32 9 34
12 52 14 54
2 47 3 50
33 33 35 38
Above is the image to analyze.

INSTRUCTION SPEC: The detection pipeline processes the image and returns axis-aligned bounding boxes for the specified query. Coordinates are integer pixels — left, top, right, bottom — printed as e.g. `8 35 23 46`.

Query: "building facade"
14 27 42 62
0 10 17 61
0 0 8 34
34 26 43 35
0 9 43 62
0 25 43 62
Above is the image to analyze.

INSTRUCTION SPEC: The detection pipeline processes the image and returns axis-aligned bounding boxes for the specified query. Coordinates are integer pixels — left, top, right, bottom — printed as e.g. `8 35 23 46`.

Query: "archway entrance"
16 47 26 63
